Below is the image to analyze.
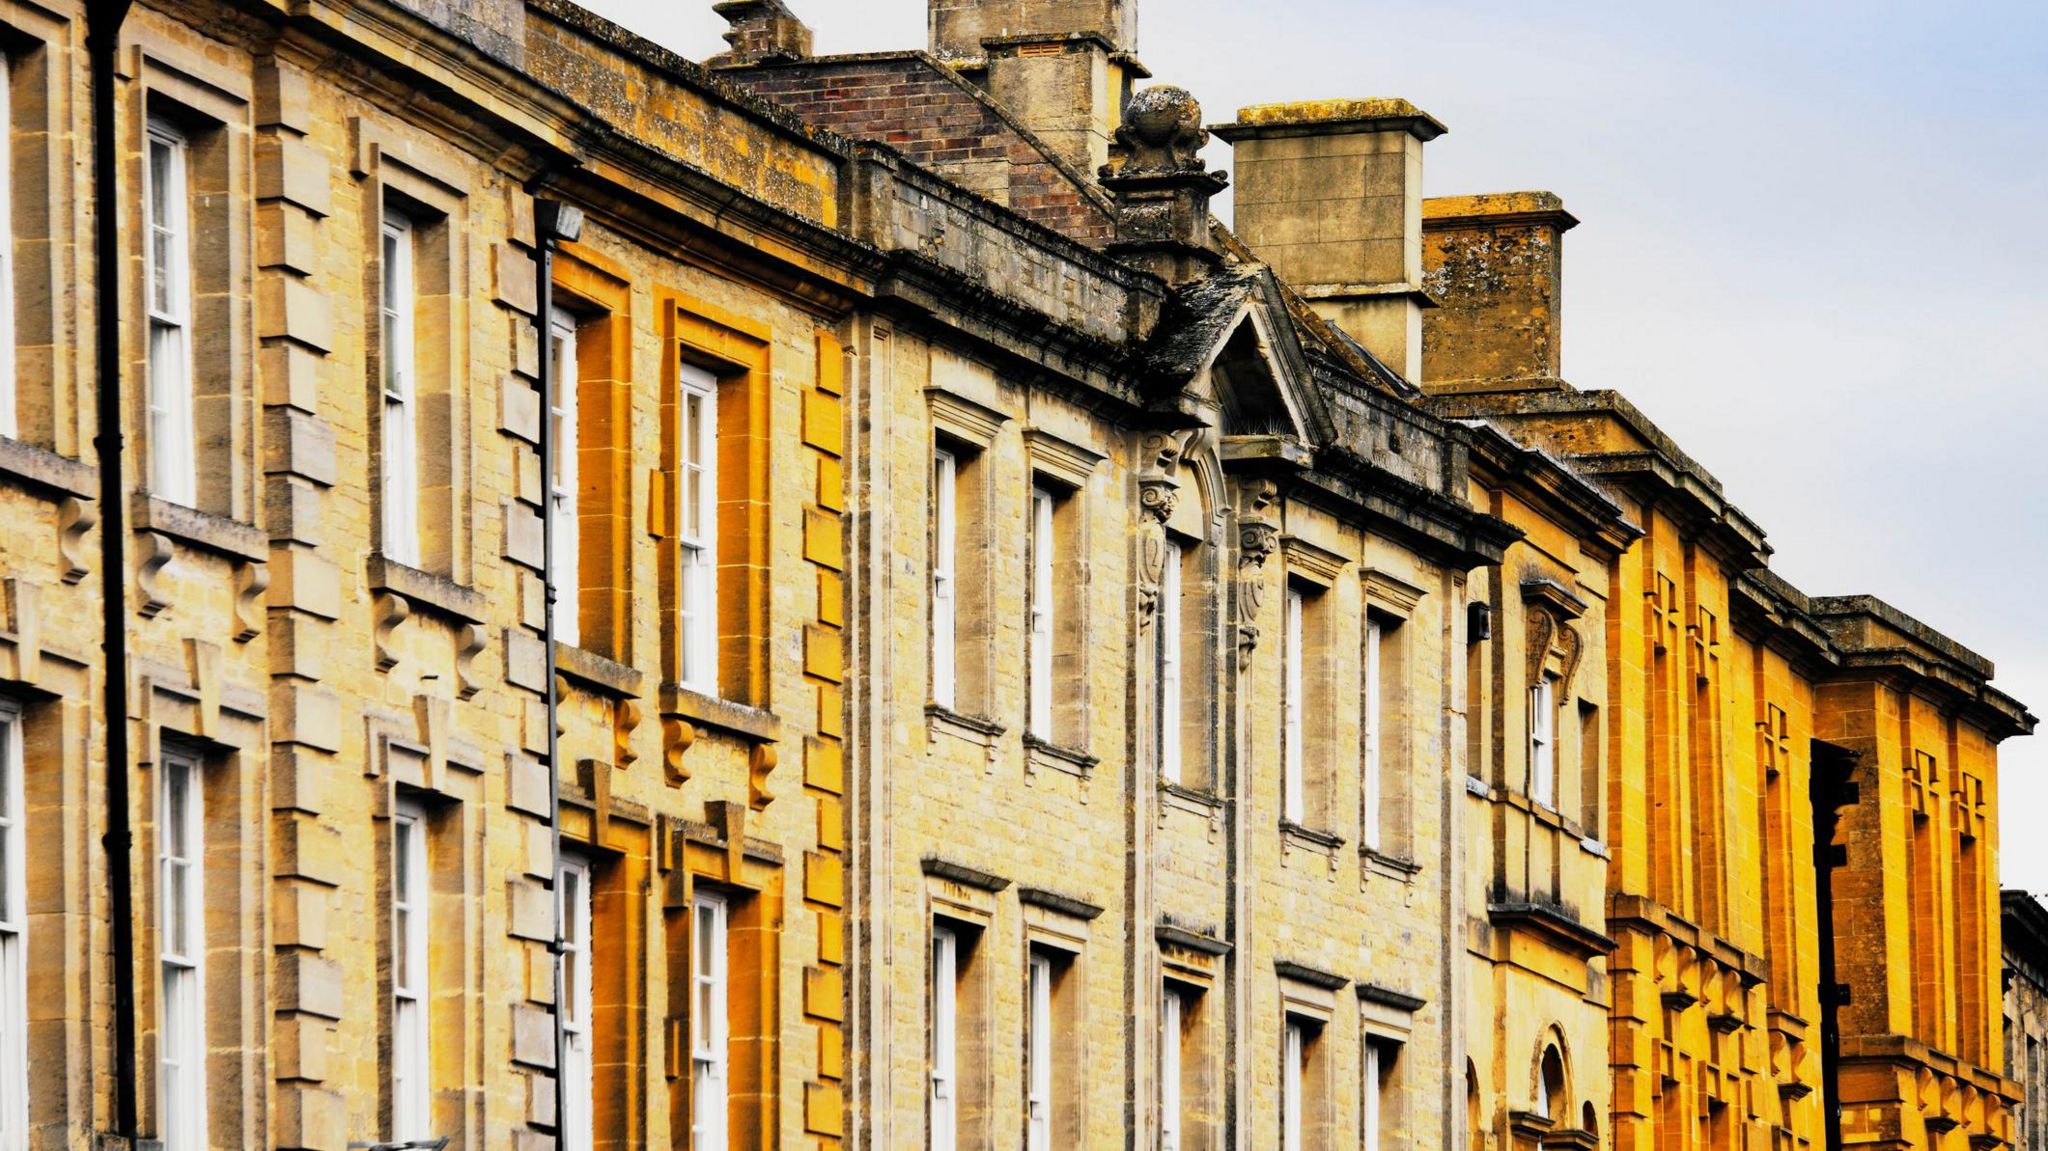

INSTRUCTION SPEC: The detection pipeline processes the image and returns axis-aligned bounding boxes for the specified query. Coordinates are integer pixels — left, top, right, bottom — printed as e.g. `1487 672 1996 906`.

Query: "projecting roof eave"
1454 418 1643 557
1807 594 2036 740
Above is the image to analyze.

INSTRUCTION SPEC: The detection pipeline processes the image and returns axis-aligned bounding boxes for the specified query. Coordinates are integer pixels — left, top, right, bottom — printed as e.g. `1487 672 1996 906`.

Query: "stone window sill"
1280 820 1345 854
1023 733 1097 779
133 495 267 564
1161 780 1224 814
0 436 95 501
1363 847 1423 882
367 554 486 624
664 683 779 745
556 643 643 700
926 703 1005 748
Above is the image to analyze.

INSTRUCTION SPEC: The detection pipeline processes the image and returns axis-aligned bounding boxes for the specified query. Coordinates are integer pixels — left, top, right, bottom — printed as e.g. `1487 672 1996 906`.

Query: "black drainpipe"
86 0 138 1141
1811 739 1860 1151
531 195 582 1148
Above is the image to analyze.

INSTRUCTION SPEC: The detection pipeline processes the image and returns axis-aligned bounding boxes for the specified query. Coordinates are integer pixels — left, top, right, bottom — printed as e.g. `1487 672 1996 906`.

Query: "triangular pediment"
1143 266 1332 447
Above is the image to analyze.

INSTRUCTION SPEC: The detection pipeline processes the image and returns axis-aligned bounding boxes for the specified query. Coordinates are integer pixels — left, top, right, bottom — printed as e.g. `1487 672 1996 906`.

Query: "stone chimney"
930 0 1136 61
931 0 1144 175
1099 85 1226 286
1211 99 1446 382
707 0 814 68
1420 192 1577 393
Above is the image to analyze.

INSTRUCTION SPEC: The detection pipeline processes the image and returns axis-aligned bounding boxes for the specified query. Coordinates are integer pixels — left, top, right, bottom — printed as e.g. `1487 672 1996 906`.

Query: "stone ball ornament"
1109 85 1211 175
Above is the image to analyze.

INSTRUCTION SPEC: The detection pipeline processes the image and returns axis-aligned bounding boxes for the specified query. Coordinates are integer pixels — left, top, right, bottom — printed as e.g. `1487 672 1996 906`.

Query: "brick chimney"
1211 99 1446 383
931 0 1144 175
1420 192 1577 394
707 0 814 69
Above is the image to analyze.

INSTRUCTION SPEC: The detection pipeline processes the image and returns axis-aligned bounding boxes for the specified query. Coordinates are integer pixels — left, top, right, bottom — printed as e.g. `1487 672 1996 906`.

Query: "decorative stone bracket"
659 682 782 811
1133 430 1188 631
1234 478 1281 670
366 554 489 698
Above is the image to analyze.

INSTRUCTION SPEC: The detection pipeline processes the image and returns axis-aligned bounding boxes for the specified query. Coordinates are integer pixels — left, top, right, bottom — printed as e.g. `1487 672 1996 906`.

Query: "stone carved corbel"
615 697 642 771
1524 603 1585 695
57 497 96 584
748 741 780 811
136 531 176 618
1556 620 1584 693
1234 479 1280 670
232 562 268 645
1134 431 1186 631
373 591 411 672
662 713 697 787
454 622 487 700
1524 606 1557 686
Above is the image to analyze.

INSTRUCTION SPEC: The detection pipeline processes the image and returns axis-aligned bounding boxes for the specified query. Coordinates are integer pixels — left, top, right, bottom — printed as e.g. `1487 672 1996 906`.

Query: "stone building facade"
0 2 2033 1151
2004 893 2048 1151
1421 195 2033 1151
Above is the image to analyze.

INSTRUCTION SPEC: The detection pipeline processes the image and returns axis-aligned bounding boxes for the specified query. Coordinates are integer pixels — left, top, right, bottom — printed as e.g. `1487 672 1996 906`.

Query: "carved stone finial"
1099 85 1228 284
1107 86 1210 177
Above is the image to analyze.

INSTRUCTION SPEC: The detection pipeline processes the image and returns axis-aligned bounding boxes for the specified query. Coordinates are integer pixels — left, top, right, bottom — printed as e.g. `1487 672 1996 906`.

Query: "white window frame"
691 892 730 1151
1363 1039 1383 1151
1160 985 1184 1151
1530 676 1556 810
549 317 580 649
930 925 958 1151
1026 951 1053 1151
380 210 420 565
678 361 719 693
1363 617 1383 851
145 120 197 507
0 704 26 1145
158 749 206 1151
1157 539 1182 784
0 54 16 441
1282 586 1305 824
558 852 594 1151
1282 1018 1305 1151
930 448 958 709
1027 486 1055 738
391 801 431 1142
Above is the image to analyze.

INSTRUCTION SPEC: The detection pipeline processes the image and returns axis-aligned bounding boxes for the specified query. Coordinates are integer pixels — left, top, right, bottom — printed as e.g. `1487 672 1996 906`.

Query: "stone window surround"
367 701 484 1145
130 43 257 527
1280 539 1344 840
926 385 1009 729
556 791 653 1150
135 652 264 1151
924 856 1003 1151
1158 921 1227 1151
353 114 475 586
1362 568 1426 874
660 292 775 710
1022 425 1103 769
1020 887 1096 1151
672 816 786 1148
550 243 636 664
0 10 78 458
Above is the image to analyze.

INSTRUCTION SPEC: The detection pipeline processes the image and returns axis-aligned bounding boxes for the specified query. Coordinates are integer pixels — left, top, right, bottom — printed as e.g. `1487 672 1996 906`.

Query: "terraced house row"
0 0 2031 1149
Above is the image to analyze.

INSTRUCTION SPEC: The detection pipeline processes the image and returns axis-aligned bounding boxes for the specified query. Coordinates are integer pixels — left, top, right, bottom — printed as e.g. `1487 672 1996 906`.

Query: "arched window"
1466 1060 1483 1151
1537 1044 1567 1121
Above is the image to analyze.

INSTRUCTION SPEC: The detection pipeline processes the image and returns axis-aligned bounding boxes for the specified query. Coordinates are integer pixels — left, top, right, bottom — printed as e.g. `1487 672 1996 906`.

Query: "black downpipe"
87 0 138 1142
1811 740 1860 1151
530 198 571 1149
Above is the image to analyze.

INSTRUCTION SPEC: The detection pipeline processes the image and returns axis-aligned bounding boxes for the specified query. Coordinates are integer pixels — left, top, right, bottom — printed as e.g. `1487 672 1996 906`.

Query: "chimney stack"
930 0 1145 175
708 0 814 69
1420 193 1577 394
1211 99 1446 382
930 0 1136 62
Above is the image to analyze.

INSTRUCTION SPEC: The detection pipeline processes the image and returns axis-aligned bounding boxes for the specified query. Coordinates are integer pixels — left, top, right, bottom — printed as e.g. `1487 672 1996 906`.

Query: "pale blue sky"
581 0 2048 890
